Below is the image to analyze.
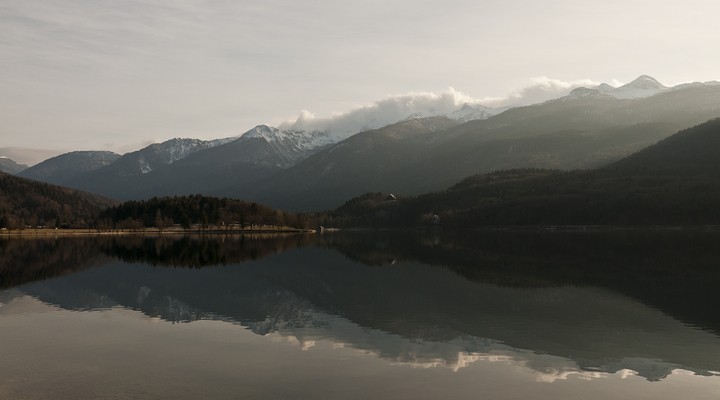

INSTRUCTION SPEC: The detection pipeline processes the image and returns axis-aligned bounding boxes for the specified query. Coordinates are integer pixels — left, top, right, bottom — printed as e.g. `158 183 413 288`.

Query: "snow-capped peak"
563 75 720 102
238 125 336 156
242 125 284 141
561 75 670 101
602 75 667 99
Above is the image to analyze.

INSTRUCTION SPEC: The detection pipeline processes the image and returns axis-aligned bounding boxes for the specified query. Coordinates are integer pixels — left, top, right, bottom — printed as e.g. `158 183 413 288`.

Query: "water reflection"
2 231 720 383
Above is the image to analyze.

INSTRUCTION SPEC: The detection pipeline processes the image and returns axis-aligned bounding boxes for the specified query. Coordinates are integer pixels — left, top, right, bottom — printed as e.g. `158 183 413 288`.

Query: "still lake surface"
1 230 720 399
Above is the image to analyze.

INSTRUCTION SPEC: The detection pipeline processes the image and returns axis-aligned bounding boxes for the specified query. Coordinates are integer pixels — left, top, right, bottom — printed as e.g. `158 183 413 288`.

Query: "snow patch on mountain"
141 137 236 167
444 102 498 123
151 139 211 164
113 137 239 176
138 158 152 174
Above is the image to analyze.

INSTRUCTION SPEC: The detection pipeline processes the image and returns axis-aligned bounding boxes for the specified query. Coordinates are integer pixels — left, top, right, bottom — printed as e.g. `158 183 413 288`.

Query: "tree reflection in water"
3 230 720 382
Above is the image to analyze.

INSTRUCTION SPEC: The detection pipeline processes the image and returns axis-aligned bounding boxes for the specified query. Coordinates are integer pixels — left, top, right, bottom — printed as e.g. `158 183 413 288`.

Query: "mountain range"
14 75 720 212
245 78 720 210
20 100 499 202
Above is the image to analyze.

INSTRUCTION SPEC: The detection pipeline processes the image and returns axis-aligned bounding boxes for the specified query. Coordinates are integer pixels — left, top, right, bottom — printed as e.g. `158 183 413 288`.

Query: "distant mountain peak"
241 125 287 143
620 75 666 90
596 83 616 92
567 75 670 101
0 156 29 174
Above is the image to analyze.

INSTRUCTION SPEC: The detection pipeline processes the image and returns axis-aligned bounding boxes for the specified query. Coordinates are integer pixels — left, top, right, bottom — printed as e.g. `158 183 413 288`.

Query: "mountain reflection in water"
2 231 720 383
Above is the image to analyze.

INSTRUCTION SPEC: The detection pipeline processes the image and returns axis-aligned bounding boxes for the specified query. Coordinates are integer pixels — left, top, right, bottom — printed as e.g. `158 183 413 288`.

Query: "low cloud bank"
279 88 477 138
480 76 601 107
279 78 600 137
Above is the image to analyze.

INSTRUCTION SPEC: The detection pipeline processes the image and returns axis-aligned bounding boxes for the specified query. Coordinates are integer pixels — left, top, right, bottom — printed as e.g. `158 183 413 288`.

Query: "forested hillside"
323 118 720 227
0 172 115 229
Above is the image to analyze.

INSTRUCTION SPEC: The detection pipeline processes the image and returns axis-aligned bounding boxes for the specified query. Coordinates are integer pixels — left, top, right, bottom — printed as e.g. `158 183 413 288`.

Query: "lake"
1 231 720 399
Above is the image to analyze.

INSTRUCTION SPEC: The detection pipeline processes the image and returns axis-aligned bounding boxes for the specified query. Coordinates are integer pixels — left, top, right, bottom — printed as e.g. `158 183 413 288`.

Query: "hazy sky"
2 0 720 153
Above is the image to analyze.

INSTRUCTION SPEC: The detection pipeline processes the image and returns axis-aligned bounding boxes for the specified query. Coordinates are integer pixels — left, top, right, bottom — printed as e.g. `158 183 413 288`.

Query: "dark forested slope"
325 118 720 227
0 172 116 228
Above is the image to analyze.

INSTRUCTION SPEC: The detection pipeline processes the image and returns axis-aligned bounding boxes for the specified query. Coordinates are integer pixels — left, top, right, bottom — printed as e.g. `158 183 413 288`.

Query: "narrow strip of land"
0 226 314 236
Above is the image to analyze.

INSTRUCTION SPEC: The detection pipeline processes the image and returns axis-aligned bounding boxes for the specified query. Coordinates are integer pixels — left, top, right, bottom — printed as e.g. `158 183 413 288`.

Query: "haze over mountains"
13 75 720 212
0 157 28 175
18 151 120 186
0 147 62 167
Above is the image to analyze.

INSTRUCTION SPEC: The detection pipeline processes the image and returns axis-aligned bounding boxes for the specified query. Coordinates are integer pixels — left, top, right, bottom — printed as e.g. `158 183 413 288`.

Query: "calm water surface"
1 231 720 399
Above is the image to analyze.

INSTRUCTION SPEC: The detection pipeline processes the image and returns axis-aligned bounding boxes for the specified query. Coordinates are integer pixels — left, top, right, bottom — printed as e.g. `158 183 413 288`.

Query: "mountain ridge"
16 75 720 211
0 157 28 175
18 151 120 185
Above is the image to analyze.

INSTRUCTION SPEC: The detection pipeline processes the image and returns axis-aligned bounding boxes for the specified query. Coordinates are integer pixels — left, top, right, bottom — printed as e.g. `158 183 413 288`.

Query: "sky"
2 0 720 156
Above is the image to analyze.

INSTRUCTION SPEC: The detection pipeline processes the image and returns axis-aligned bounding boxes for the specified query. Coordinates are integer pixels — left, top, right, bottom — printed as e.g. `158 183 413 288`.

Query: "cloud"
279 88 479 139
479 77 601 108
278 78 600 138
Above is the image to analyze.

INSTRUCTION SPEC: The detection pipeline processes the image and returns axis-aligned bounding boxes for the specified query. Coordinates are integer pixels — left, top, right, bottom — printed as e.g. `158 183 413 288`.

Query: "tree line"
99 194 309 230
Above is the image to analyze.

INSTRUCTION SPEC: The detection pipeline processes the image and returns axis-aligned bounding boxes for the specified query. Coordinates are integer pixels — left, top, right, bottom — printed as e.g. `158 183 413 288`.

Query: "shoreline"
5 225 720 237
0 227 316 237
